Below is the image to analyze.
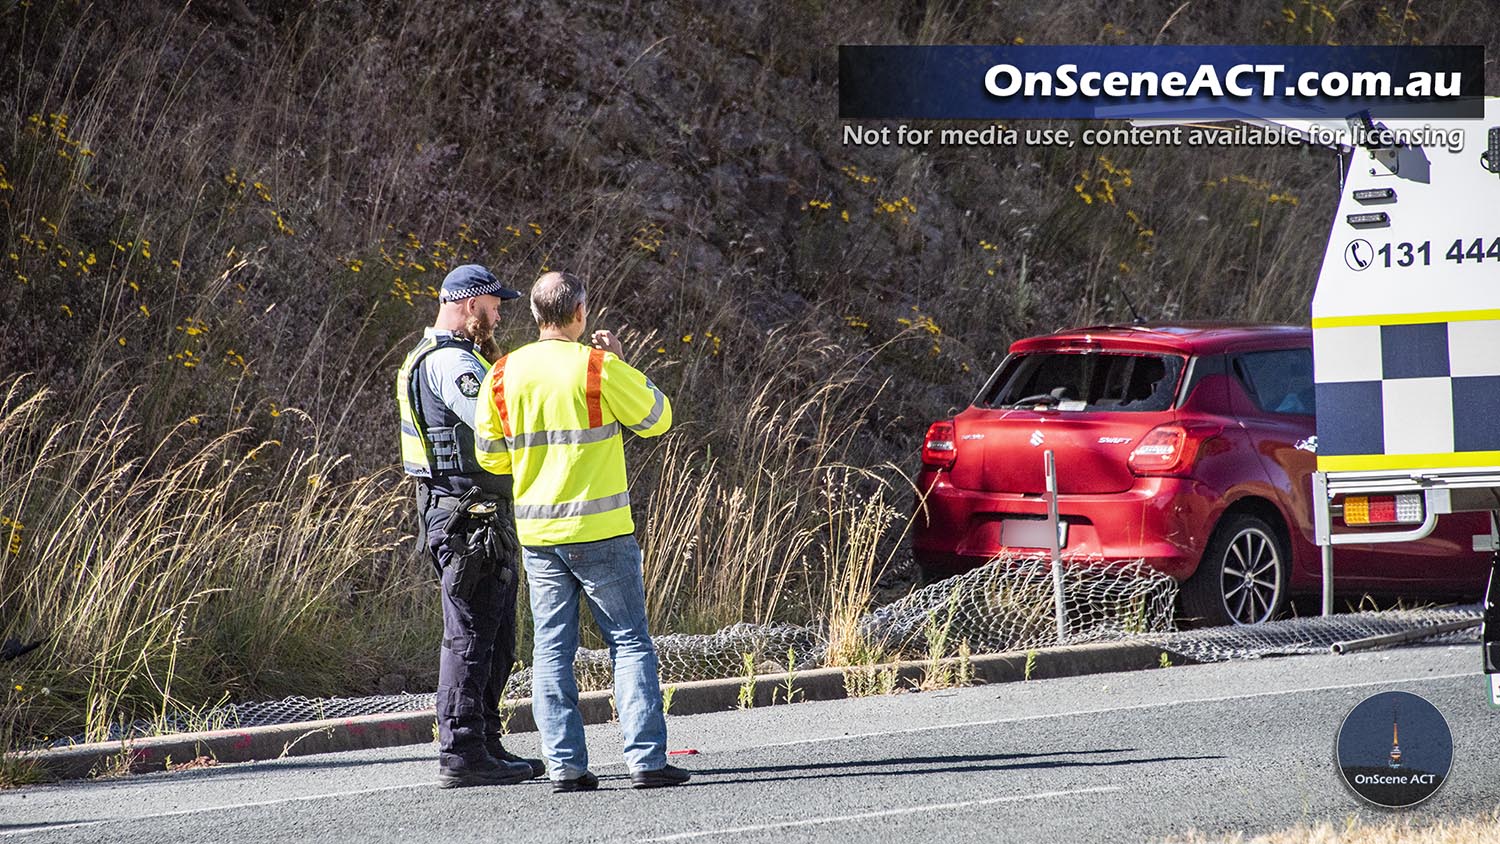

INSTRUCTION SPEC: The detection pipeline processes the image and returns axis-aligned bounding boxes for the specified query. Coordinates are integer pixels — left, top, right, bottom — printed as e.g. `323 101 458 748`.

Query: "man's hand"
589 329 624 358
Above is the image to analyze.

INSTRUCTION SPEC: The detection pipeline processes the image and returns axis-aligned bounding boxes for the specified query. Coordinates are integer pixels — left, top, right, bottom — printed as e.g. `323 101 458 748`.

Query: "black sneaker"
630 764 691 789
437 759 536 789
552 771 600 793
486 741 545 779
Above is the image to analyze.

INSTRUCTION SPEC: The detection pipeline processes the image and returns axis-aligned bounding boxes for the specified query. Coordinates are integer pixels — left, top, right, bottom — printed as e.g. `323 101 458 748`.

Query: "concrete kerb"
10 639 1190 782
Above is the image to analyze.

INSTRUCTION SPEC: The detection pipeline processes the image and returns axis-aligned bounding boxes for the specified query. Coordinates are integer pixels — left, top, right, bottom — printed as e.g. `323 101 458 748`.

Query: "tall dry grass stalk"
0 373 431 749
637 326 910 638
821 469 906 667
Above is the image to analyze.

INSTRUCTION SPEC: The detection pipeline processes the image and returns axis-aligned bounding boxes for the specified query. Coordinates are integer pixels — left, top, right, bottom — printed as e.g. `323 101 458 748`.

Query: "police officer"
397 264 544 788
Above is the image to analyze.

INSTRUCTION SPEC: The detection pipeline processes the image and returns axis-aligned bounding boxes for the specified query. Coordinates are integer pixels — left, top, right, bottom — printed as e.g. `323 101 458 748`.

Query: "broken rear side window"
980 352 1185 412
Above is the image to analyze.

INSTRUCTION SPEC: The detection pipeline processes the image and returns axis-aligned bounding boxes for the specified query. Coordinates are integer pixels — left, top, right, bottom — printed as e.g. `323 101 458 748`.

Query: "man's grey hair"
530 271 587 327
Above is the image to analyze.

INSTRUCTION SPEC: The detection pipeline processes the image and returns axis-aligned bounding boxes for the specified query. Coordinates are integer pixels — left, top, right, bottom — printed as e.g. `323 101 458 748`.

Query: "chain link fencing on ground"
42 556 1483 745
1147 605 1482 664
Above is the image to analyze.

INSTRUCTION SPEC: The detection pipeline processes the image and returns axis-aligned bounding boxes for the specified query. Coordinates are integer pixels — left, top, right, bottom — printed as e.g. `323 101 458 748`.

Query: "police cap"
439 264 522 303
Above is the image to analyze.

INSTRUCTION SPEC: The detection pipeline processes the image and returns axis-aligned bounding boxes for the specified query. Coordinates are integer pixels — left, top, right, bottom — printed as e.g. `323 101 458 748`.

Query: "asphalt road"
3 644 1497 843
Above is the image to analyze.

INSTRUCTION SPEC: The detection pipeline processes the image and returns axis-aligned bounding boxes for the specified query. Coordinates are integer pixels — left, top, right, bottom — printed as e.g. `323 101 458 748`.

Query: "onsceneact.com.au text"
984 63 1463 100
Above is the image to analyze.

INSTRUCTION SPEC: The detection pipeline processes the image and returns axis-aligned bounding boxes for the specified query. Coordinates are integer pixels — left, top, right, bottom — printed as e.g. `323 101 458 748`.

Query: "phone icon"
1344 239 1373 271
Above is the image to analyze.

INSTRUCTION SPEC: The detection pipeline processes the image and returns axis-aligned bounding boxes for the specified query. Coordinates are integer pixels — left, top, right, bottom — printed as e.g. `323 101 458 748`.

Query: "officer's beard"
464 311 502 362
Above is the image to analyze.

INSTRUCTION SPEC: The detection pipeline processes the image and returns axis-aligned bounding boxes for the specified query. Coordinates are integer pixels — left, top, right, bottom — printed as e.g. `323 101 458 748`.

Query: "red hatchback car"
913 323 1490 627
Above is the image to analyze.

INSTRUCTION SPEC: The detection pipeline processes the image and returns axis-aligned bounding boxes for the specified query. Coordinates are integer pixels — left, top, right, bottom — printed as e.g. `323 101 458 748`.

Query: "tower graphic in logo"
1337 690 1450 808
1388 705 1402 770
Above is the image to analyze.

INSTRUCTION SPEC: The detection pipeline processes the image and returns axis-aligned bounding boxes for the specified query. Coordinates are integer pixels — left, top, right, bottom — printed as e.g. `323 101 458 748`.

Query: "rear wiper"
1009 387 1074 408
1010 392 1062 408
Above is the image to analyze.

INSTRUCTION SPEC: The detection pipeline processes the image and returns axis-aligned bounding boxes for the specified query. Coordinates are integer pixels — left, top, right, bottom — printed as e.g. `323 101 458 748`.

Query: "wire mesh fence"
1149 605 1482 664
39 555 1484 745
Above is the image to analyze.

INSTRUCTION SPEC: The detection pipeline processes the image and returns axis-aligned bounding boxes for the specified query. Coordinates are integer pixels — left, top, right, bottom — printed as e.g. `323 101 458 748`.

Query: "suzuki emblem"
1029 430 1044 447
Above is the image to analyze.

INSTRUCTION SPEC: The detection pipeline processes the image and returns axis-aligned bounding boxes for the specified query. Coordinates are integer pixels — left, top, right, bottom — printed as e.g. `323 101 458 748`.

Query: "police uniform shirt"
421 328 488 428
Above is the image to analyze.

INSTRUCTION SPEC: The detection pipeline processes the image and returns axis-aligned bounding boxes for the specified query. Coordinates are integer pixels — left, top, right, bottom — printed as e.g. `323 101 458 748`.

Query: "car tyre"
915 565 945 590
1180 513 1289 627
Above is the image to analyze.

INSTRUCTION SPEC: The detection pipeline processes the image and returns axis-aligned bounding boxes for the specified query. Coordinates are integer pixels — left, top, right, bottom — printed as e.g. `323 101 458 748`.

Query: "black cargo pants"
422 494 520 770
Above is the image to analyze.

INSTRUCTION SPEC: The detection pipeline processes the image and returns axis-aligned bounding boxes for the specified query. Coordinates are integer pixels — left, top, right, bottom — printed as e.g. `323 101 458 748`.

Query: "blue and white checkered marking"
1315 319 1500 459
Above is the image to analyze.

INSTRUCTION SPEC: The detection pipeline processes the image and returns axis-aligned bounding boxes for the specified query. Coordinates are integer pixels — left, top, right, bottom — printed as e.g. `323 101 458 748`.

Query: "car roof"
1010 322 1310 355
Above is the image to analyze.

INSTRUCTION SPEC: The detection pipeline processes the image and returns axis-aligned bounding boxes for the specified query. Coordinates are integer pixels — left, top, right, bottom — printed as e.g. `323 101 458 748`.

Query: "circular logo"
1344 239 1374 271
1336 690 1452 808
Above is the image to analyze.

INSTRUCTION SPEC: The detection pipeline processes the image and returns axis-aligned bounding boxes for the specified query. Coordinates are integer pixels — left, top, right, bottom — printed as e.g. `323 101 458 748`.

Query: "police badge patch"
456 372 481 398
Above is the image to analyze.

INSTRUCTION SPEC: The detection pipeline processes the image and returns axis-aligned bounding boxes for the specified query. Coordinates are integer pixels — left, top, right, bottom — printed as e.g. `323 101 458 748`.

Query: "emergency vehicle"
1130 99 1500 688
1298 98 1500 702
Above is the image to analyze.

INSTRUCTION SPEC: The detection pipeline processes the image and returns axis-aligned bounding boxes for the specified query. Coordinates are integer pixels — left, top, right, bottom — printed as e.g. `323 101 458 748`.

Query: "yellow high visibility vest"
474 339 671 546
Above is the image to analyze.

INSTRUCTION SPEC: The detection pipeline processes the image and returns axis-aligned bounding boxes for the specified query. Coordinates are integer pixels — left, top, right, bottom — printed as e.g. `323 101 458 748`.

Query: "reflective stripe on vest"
513 490 630 521
585 348 604 428
491 355 512 439
627 387 665 433
507 421 619 450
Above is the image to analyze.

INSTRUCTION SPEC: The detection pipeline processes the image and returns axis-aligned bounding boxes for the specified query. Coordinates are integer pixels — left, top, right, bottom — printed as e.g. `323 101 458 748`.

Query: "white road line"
743 670 1475 753
0 669 1471 837
636 785 1123 842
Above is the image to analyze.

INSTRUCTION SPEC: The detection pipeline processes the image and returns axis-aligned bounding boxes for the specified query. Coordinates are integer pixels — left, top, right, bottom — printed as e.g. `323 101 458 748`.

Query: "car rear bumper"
912 471 1221 581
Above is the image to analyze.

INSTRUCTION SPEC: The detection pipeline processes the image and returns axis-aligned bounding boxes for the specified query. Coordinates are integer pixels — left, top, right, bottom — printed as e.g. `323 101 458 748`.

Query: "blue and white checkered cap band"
438 264 519 302
439 277 507 302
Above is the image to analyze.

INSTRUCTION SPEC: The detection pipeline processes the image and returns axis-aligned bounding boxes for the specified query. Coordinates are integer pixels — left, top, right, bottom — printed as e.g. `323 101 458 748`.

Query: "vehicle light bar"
1343 493 1423 526
1346 212 1390 228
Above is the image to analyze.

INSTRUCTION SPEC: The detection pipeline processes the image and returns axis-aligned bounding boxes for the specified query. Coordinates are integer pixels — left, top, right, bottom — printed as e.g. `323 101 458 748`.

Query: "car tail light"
1343 494 1423 526
1127 423 1220 476
922 421 957 470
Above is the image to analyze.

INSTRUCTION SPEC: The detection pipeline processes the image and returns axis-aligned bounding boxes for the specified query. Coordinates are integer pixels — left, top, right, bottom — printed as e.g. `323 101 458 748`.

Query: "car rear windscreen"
979 352 1186 411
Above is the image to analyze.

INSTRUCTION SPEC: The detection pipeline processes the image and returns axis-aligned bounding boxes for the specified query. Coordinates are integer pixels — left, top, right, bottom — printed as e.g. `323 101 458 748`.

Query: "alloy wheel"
1218 526 1283 625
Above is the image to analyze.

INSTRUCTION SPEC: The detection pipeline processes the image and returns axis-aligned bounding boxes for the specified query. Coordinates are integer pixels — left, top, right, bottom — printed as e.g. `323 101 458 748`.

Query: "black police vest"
407 335 508 499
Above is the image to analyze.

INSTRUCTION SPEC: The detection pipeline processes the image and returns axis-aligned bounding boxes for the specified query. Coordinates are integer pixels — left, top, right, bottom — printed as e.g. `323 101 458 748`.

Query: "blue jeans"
523 534 667 778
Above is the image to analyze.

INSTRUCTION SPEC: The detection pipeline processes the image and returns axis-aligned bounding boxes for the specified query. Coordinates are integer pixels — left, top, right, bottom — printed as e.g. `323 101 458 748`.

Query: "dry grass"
0 373 429 753
1163 807 1500 844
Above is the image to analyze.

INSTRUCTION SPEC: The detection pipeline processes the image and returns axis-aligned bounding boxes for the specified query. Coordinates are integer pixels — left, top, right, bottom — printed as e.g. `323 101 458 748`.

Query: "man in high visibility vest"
474 271 690 792
397 264 544 789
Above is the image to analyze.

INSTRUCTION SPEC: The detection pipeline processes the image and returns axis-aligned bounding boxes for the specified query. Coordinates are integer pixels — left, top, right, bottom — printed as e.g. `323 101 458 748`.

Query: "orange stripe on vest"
492 355 512 438
585 348 605 428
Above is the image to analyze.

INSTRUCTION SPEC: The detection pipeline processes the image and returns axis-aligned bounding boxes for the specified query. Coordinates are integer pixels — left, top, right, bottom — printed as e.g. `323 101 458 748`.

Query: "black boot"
486 738 545 779
631 764 691 789
437 757 535 789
